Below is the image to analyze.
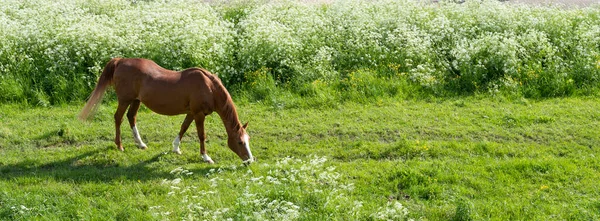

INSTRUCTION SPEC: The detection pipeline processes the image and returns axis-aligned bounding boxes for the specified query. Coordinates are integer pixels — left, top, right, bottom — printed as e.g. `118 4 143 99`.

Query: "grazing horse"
79 58 253 164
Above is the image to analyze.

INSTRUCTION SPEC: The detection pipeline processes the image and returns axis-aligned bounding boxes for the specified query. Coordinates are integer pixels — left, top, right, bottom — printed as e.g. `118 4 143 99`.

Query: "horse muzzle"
242 157 256 165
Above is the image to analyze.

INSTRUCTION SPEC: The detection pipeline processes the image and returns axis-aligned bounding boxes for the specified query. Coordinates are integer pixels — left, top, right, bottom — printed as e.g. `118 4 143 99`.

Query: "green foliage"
0 76 24 102
0 0 235 104
336 69 410 102
452 199 473 221
1 0 600 105
243 67 277 102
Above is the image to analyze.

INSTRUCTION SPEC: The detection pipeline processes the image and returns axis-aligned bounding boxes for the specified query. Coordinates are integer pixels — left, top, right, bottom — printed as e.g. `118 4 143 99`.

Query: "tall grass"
1 0 599 105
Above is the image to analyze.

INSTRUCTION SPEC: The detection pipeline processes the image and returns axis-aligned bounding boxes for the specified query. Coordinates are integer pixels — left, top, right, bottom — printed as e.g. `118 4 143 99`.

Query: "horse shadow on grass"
0 148 225 183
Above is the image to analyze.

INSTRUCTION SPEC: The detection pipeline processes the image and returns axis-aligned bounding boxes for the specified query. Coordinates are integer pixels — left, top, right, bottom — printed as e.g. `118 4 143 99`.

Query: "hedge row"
1 0 599 104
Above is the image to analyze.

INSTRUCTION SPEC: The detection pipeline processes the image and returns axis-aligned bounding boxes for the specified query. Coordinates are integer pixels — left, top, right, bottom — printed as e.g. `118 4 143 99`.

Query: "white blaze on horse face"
172 135 182 155
131 126 147 148
242 133 253 163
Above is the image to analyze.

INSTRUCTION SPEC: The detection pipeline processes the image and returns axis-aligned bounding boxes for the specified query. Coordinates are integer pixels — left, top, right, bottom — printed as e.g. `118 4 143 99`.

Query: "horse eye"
238 141 243 145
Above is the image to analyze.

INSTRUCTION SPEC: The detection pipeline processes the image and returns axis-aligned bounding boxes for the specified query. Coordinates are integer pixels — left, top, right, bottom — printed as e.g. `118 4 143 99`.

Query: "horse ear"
243 122 249 129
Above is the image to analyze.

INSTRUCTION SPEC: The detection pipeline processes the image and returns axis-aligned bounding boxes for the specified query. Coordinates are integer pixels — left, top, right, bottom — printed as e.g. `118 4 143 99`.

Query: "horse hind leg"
173 114 194 155
114 101 130 151
127 100 147 149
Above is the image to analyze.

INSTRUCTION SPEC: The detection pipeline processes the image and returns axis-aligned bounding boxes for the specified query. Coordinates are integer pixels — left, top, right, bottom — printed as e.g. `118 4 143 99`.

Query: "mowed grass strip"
0 97 599 220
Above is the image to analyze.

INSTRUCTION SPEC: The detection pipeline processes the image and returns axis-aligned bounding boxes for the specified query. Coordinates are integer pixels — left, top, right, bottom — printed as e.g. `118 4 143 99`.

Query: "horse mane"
196 68 244 134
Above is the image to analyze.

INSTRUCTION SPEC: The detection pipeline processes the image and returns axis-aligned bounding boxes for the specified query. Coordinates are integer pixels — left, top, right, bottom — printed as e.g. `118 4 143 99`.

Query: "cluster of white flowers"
10 205 31 215
0 0 235 103
3 0 598 102
237 188 301 220
236 156 353 219
236 0 600 94
148 156 411 220
371 201 412 221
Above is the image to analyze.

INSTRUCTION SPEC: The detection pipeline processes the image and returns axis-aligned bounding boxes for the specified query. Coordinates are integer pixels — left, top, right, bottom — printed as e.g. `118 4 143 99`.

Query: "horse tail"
78 58 121 121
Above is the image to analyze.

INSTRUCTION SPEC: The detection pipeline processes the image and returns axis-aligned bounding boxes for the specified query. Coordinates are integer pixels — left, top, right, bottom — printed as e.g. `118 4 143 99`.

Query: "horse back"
112 58 219 115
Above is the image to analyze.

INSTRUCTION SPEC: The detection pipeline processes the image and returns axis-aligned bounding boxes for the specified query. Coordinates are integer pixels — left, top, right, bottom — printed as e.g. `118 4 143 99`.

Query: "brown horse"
79 58 253 164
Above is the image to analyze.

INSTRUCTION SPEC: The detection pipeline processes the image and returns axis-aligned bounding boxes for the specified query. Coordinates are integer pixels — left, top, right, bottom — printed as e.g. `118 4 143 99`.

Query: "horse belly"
139 89 189 116
143 101 187 116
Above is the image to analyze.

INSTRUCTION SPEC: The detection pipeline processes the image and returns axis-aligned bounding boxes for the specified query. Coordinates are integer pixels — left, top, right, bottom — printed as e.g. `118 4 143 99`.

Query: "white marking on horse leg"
172 135 182 155
131 126 147 149
202 154 214 164
242 133 254 164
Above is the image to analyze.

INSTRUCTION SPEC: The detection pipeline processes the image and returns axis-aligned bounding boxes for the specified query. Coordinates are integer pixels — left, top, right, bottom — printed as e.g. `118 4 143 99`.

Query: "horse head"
227 122 254 164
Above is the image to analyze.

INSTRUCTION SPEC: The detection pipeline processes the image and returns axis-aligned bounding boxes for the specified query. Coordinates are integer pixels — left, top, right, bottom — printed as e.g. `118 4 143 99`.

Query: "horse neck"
202 69 243 138
215 91 243 138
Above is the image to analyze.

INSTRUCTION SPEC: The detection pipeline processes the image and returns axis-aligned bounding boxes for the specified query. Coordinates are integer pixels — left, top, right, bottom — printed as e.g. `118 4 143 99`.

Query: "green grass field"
1 97 599 220
2 0 600 220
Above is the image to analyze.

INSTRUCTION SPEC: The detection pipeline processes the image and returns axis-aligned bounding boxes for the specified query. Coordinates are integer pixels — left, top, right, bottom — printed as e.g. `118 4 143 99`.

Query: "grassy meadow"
1 0 600 220
1 97 600 220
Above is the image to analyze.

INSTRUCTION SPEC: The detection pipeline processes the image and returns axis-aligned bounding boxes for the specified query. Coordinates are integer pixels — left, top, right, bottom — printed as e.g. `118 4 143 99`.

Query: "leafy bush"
1 0 599 105
235 0 600 97
0 0 235 104
236 0 335 84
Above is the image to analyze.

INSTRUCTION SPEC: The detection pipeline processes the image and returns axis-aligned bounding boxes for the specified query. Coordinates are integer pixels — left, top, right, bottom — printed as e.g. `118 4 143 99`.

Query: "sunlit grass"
1 97 599 220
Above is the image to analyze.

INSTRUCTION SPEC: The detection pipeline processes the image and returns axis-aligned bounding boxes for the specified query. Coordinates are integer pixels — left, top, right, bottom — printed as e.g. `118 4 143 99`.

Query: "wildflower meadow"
1 0 599 220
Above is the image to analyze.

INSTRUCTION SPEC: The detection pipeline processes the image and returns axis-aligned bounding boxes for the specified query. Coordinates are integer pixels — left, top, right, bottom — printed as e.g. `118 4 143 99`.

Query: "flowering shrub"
1 0 599 104
237 0 334 84
0 0 235 104
236 0 600 96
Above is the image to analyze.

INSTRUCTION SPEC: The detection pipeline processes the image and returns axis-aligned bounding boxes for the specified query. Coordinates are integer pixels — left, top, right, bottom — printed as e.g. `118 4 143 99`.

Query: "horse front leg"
194 114 214 164
114 101 130 151
173 114 194 155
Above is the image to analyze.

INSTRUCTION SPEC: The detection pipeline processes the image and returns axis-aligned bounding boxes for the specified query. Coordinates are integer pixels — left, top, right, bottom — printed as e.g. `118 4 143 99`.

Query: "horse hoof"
118 147 124 151
139 145 148 150
173 150 182 155
202 154 214 164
